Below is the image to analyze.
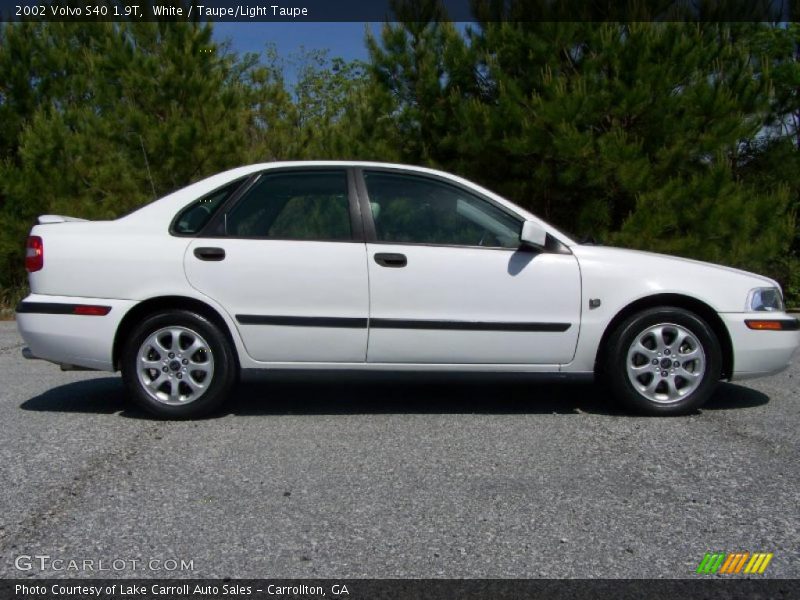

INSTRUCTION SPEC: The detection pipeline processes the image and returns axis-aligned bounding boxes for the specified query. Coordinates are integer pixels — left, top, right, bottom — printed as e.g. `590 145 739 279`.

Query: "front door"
359 170 581 365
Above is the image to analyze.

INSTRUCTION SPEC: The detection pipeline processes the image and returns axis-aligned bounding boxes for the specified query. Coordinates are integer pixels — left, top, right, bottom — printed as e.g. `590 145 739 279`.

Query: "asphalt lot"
0 321 798 579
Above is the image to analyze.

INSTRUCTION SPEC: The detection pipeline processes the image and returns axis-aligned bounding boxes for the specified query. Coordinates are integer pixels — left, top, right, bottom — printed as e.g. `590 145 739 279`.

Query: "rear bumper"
721 313 800 381
16 294 136 371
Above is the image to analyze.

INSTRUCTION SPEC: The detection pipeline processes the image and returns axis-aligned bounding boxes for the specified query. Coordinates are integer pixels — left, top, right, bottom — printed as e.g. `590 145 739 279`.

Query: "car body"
16 161 800 417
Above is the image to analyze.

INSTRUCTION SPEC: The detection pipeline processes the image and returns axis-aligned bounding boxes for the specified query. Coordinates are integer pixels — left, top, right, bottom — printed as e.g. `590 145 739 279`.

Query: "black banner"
0 0 797 23
2 579 800 600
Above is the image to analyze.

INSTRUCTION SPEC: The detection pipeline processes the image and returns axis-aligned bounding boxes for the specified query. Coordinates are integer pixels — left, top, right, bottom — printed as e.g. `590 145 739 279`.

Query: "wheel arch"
595 293 733 379
112 295 239 371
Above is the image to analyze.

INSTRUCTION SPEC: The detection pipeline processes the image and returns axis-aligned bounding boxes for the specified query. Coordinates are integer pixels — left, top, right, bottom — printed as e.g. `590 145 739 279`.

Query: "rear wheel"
121 310 236 418
603 307 722 415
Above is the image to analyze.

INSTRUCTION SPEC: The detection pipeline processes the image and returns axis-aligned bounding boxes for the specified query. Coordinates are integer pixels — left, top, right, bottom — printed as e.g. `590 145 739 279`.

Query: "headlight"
747 287 784 312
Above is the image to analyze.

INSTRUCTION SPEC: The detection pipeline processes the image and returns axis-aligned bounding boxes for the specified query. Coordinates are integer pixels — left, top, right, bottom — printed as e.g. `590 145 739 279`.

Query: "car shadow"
703 381 771 411
18 374 770 419
19 377 130 415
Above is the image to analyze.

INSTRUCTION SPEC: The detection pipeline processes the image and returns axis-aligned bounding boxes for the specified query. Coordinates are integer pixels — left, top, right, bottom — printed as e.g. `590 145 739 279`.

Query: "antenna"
126 132 157 200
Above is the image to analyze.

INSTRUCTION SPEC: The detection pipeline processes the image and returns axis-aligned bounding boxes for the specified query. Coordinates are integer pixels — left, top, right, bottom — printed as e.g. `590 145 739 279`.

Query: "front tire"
121 310 237 418
603 307 722 415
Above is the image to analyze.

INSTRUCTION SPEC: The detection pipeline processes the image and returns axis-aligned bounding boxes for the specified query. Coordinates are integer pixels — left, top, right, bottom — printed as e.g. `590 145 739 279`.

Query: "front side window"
363 171 521 248
225 171 351 240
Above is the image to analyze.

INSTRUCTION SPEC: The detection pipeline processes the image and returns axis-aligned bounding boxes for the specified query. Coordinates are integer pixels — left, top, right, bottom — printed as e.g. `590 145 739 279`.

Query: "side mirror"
520 220 547 249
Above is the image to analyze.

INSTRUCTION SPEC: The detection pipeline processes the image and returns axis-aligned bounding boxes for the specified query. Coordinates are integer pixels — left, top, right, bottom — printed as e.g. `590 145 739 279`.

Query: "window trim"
354 167 527 251
196 167 364 243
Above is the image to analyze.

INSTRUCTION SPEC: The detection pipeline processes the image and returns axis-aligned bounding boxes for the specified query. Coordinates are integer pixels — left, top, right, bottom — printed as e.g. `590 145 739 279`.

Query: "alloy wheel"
136 326 215 405
625 322 706 404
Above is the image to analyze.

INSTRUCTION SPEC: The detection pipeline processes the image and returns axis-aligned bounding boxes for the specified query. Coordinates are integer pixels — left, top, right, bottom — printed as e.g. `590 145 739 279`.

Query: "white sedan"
16 162 800 417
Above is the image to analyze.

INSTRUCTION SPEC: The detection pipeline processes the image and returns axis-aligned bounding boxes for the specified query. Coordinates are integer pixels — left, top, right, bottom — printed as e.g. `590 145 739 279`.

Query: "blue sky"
213 22 473 84
213 23 376 81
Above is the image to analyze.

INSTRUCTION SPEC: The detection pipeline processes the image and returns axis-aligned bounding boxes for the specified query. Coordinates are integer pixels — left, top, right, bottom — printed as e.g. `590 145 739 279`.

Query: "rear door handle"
374 253 407 268
194 247 226 261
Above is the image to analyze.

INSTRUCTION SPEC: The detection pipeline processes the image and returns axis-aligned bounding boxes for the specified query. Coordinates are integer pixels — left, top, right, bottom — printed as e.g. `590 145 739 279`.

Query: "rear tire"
603 307 722 415
121 309 236 419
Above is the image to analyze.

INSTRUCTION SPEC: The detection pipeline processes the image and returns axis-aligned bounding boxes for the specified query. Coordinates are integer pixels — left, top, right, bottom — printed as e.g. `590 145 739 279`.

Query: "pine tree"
361 14 796 294
0 21 255 291
1 14 798 305
363 0 478 165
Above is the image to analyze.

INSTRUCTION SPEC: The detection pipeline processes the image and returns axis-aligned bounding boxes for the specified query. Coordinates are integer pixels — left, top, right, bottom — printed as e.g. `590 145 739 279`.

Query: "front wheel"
121 310 237 418
603 307 722 415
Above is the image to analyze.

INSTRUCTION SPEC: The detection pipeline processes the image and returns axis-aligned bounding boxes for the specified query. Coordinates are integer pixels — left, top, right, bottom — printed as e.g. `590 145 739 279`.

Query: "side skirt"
240 369 595 384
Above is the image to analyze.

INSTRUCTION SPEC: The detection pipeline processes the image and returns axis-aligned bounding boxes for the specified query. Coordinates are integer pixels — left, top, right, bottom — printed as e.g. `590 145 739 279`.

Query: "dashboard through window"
363 171 522 248
225 171 351 240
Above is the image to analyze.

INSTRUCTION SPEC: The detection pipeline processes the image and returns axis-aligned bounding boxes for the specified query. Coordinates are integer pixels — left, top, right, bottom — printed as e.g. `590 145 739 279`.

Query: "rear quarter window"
171 178 245 235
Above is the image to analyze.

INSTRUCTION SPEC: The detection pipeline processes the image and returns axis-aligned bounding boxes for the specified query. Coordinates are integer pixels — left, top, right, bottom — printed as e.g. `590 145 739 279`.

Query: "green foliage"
361 15 800 303
245 44 371 161
0 283 28 320
0 21 256 289
0 14 799 306
614 165 793 270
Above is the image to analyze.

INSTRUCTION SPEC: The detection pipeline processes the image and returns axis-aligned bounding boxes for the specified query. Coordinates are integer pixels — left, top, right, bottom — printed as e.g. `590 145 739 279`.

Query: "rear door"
183 168 369 363
358 169 581 365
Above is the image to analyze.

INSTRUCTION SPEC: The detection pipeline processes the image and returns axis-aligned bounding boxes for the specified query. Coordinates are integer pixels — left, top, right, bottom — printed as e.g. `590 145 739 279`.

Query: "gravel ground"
0 321 797 579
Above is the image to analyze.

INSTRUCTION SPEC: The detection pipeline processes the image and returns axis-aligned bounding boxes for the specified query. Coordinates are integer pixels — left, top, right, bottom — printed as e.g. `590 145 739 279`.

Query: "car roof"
119 161 575 245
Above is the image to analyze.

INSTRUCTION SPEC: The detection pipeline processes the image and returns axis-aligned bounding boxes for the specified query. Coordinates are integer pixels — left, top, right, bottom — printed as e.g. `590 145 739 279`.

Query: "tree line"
1 3 798 307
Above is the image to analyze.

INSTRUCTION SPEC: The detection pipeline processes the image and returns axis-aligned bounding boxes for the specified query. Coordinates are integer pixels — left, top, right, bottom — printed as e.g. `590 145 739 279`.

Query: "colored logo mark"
696 552 773 574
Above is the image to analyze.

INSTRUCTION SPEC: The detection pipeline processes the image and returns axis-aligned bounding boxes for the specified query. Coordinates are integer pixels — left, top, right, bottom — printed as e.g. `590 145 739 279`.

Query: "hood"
572 245 781 309
589 246 777 286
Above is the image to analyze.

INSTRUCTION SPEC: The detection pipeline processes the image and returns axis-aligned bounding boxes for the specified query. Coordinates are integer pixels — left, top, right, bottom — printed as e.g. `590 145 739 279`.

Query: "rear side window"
172 178 244 235
225 170 351 240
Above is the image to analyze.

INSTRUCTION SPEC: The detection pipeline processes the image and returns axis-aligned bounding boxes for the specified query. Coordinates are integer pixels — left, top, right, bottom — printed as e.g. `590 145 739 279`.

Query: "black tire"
121 309 237 419
602 307 722 415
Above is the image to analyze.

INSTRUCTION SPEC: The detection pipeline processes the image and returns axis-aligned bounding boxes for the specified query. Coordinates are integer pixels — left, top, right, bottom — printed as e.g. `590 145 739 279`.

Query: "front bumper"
16 294 137 371
721 313 800 380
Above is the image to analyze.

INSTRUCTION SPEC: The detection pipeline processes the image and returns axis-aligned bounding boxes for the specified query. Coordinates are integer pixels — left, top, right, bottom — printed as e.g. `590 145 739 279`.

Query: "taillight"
25 236 43 272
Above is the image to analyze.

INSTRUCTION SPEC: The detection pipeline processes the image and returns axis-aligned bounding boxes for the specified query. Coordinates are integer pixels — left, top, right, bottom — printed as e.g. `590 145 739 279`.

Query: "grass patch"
0 285 28 320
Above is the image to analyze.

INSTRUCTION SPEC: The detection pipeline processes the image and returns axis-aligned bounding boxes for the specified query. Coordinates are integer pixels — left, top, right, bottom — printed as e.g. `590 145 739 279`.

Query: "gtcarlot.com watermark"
14 554 195 572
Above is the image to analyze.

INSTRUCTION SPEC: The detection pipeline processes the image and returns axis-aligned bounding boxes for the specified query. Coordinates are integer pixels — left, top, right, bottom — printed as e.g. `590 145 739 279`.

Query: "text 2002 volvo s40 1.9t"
16 162 800 418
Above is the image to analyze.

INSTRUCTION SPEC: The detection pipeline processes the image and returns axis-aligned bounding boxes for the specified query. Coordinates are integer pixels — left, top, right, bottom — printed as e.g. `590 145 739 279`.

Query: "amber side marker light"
73 305 112 316
745 319 798 331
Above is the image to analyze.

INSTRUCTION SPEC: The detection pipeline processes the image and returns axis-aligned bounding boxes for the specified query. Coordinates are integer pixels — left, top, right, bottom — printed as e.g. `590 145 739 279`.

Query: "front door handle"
194 247 226 261
374 253 407 268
